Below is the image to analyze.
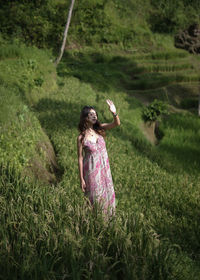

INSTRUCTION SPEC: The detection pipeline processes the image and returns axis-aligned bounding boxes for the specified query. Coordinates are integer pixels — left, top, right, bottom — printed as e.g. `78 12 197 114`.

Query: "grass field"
0 37 200 279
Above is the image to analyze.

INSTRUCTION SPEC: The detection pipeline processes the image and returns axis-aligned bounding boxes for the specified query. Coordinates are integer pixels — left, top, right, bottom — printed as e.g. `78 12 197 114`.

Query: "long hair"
78 106 105 139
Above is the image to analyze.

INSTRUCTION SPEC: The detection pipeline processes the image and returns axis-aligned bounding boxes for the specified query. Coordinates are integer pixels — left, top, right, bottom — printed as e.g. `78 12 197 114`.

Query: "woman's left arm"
100 100 120 130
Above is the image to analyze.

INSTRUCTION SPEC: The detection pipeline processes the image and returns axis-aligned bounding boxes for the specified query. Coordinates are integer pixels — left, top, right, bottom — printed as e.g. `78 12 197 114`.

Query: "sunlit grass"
1 38 200 279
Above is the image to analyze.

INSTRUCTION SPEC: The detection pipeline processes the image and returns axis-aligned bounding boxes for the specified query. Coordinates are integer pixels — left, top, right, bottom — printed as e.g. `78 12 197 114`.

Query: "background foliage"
142 99 168 122
149 0 200 33
0 0 200 49
1 0 200 279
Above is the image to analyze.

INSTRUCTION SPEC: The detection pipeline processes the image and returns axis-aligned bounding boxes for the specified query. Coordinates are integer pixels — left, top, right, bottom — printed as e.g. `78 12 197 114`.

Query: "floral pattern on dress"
83 135 115 215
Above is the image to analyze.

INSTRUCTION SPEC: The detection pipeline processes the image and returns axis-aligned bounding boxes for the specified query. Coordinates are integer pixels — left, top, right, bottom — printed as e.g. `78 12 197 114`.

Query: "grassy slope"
1 36 200 279
0 38 58 182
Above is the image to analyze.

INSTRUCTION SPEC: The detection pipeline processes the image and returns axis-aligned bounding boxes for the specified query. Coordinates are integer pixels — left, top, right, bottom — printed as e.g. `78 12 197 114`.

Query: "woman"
77 100 120 215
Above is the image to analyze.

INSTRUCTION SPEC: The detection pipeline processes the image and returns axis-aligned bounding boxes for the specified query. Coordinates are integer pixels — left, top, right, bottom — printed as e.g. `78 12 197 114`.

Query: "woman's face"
86 109 97 125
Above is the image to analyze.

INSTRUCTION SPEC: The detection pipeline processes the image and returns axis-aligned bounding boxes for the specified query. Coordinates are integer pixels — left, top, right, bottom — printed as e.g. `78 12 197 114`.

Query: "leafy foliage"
143 99 169 122
1 0 199 49
149 0 200 33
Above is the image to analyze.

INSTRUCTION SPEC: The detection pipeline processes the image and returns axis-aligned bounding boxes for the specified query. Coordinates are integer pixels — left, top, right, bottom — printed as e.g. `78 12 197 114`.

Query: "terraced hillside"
60 48 200 108
127 51 200 108
1 40 200 279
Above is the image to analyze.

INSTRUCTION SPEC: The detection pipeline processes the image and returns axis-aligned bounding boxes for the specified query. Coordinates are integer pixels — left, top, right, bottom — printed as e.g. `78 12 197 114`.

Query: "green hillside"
1 0 200 49
1 0 200 279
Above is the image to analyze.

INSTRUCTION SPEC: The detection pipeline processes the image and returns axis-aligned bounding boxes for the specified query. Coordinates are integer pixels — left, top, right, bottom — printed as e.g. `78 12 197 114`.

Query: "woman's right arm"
77 135 86 192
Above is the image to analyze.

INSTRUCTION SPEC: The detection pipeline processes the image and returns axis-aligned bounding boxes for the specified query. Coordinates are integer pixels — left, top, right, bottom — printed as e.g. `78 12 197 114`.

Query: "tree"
55 0 75 66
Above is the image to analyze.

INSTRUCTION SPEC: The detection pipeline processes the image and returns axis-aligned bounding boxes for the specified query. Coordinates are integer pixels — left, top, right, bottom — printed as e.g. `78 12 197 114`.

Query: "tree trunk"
55 0 75 66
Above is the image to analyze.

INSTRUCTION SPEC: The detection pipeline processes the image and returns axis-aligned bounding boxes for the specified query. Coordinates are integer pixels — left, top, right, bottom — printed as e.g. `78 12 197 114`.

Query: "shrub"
143 99 168 122
149 0 200 33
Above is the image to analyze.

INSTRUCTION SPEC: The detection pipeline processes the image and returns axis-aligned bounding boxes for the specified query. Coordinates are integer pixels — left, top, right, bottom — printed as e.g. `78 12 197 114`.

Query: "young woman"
77 100 120 215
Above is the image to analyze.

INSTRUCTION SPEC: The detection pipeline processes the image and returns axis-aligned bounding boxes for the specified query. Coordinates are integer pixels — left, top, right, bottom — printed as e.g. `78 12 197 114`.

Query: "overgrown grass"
1 39 200 279
0 38 57 178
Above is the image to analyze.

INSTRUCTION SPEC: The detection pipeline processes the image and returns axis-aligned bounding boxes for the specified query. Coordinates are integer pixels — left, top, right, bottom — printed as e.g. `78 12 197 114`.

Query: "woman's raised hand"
106 99 116 114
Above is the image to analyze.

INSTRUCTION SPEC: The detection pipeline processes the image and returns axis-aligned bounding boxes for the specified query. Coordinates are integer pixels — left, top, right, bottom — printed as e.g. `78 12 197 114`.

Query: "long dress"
83 135 115 215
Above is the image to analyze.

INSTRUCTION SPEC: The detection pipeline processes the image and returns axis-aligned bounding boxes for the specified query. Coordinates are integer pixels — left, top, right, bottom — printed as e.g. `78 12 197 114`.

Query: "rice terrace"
0 0 200 279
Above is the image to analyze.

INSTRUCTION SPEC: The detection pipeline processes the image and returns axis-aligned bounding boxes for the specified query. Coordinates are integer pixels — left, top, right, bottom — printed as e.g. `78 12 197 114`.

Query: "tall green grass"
1 40 200 279
0 38 57 177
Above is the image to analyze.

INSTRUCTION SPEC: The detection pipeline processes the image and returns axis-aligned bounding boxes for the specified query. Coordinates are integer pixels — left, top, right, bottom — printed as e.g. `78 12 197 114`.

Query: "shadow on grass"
57 50 196 94
157 185 200 262
34 98 81 131
137 113 200 174
57 51 143 92
158 143 200 172
122 83 200 175
167 84 200 108
162 111 200 131
155 113 200 173
41 51 200 175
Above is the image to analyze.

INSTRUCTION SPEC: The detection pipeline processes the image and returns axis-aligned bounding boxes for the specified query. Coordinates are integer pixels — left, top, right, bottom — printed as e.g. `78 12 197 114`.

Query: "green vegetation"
1 34 200 278
1 0 200 279
142 99 168 122
0 0 200 49
149 0 200 33
0 37 58 182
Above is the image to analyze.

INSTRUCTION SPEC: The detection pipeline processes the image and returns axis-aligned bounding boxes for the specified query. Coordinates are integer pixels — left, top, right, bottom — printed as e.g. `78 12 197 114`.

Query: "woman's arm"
77 135 86 192
100 99 120 130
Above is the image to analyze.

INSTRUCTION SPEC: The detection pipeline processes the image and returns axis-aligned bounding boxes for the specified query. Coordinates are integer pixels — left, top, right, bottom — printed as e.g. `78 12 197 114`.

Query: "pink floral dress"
83 135 115 215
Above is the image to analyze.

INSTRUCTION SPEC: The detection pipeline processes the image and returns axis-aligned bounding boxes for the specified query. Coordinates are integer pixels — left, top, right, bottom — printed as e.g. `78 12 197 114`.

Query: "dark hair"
78 106 105 138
